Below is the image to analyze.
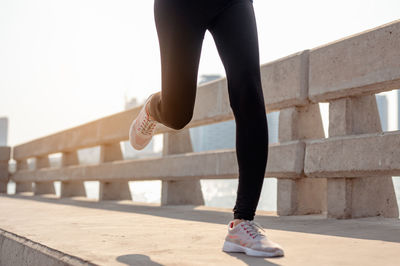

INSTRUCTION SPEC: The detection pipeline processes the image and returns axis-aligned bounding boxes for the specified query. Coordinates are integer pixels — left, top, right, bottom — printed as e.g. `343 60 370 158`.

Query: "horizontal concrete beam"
11 141 304 182
309 19 400 102
0 229 94 266
260 50 309 111
304 130 400 177
13 109 139 161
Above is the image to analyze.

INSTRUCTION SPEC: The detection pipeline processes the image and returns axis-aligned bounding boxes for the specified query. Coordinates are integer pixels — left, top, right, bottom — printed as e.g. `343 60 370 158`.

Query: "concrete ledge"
261 50 309 111
267 141 305 177
11 141 304 183
0 229 95 266
304 130 400 177
309 19 400 102
12 109 139 161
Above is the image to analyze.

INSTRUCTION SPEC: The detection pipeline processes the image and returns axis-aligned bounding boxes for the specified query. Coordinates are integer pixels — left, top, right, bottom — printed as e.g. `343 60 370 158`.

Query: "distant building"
198 74 222 84
376 94 388 131
190 75 234 152
267 111 279 144
125 97 138 111
0 117 8 146
190 119 236 152
189 74 279 152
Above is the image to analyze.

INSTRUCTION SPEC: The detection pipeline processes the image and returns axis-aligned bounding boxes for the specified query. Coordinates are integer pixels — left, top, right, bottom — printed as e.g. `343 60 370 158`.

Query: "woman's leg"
207 0 269 221
149 0 207 130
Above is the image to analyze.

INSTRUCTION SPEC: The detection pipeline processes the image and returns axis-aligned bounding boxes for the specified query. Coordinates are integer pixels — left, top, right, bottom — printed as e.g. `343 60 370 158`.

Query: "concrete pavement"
1 194 399 266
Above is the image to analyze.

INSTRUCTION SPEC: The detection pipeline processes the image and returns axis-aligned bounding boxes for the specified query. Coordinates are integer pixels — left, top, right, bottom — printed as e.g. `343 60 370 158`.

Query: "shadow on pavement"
3 194 400 244
116 252 282 266
117 254 164 266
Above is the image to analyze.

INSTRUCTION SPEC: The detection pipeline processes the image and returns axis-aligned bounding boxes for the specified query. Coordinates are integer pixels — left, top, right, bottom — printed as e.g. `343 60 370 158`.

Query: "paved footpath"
1 194 400 266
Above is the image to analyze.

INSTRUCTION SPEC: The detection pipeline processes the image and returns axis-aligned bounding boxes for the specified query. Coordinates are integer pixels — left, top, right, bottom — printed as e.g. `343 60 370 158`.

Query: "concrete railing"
6 19 400 219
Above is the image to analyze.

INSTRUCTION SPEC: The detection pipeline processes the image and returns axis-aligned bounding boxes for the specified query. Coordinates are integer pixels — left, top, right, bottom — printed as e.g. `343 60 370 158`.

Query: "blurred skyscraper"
376 94 388 131
267 111 279 144
190 75 234 152
190 75 279 152
125 97 138 110
198 74 222 84
0 117 8 146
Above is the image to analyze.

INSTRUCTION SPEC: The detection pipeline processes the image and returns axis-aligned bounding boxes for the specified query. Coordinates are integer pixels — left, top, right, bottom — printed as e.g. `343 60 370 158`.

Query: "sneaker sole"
222 240 284 257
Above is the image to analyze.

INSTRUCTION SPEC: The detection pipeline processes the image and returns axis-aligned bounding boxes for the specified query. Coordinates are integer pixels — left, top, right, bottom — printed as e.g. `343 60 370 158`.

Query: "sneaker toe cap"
253 239 284 255
129 121 151 150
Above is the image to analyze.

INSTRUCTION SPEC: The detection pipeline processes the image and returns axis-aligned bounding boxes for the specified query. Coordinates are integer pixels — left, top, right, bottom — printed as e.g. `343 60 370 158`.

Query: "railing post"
277 104 326 215
0 147 11 193
60 151 86 198
99 143 131 200
161 129 204 205
34 155 55 195
327 94 398 218
15 159 32 193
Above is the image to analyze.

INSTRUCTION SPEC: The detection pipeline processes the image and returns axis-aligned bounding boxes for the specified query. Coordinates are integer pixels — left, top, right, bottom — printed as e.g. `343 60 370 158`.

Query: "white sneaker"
129 93 159 150
222 220 284 257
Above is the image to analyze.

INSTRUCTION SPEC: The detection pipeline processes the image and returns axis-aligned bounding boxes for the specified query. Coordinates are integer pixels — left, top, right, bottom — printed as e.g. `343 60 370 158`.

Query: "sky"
1 0 399 147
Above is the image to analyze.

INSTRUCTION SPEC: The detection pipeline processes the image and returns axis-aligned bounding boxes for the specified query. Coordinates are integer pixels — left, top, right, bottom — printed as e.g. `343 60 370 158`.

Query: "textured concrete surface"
277 104 326 216
260 50 309 111
322 94 398 219
60 151 87 198
1 195 399 266
161 129 204 206
0 229 93 266
304 130 400 178
309 19 400 102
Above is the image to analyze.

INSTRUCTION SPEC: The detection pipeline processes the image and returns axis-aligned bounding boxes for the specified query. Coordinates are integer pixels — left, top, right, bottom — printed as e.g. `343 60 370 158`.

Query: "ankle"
232 219 245 227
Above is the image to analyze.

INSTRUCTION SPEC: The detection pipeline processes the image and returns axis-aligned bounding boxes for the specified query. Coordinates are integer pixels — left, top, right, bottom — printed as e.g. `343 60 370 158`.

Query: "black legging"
148 0 268 221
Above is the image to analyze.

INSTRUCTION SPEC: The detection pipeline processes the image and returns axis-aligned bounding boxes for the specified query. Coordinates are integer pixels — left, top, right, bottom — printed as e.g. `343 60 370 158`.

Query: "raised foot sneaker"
129 93 159 150
222 220 284 257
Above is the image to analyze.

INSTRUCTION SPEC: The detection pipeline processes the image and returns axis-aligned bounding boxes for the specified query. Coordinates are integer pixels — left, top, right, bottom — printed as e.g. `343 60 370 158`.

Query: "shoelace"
138 114 157 136
241 220 266 239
